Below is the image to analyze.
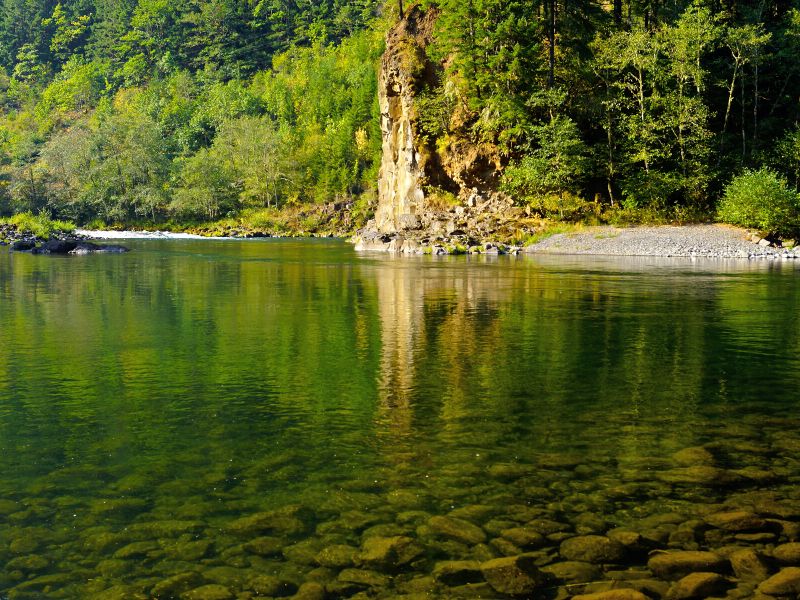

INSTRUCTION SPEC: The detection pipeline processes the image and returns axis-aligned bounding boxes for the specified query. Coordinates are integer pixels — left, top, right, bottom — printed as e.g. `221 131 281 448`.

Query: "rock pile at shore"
0 224 129 254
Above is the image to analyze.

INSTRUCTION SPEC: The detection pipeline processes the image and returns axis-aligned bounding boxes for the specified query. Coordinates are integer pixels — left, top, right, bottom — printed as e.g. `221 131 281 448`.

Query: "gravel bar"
525 224 797 259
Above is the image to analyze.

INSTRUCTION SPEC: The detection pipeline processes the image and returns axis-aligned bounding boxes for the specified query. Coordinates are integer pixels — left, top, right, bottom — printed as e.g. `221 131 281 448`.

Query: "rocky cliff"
372 5 437 234
355 6 534 254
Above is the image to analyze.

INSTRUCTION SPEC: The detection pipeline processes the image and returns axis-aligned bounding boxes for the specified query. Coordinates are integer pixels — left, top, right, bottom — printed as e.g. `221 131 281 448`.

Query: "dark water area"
1 240 799 599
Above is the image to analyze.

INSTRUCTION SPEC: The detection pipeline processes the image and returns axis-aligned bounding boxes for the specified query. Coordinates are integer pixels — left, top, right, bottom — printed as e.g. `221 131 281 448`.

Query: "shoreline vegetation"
2 211 796 260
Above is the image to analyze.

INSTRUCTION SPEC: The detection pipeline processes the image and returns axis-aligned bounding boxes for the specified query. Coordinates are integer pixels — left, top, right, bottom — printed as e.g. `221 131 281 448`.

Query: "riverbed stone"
657 466 743 487
9 536 40 554
571 591 649 600
560 535 625 564
541 560 601 583
150 572 204 598
128 520 204 538
249 575 298 597
528 518 571 535
243 536 284 556
114 541 160 559
449 505 496 522
480 555 545 595
432 561 483 586
5 554 48 573
162 539 213 561
773 542 800 565
338 568 390 588
729 548 771 581
181 584 235 600
427 516 486 545
228 506 312 537
360 535 423 569
648 551 729 580
291 582 326 600
757 567 800 596
666 572 730 599
671 447 715 466
283 539 325 565
500 526 546 549
705 510 767 532
315 544 359 568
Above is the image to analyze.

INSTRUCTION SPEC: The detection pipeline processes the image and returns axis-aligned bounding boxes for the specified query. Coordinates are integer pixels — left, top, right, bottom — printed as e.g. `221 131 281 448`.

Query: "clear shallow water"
1 241 800 598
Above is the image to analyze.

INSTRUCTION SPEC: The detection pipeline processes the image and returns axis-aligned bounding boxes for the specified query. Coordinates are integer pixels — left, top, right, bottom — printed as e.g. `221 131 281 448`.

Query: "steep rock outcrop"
355 6 532 253
373 6 438 233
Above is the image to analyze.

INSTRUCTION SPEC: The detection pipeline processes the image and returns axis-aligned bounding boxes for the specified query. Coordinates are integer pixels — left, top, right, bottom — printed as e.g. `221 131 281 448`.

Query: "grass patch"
521 222 583 246
0 212 75 239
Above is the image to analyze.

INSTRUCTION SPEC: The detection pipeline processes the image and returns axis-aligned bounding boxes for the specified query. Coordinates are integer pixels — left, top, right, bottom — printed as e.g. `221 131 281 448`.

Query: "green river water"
1 239 799 599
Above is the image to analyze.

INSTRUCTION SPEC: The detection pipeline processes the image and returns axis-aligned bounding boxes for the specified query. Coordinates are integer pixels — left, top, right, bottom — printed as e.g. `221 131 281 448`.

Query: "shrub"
718 168 800 236
1 212 75 238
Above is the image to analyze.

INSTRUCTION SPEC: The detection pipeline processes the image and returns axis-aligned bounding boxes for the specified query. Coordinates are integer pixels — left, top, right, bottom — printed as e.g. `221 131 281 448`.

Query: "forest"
0 0 799 233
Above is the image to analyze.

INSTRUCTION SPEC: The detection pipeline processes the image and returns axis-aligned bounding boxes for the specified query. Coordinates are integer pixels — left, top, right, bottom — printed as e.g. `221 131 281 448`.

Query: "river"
0 239 799 598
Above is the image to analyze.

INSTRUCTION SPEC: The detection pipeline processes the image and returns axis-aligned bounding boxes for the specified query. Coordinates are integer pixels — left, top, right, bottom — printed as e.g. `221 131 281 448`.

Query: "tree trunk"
614 0 622 27
398 0 404 20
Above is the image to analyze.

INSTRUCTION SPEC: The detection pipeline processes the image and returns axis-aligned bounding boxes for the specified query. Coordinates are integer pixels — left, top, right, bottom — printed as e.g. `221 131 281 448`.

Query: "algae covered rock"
647 550 729 580
666 572 730 599
560 535 625 564
729 548 771 581
432 560 483 586
228 505 314 537
757 567 800 596
243 536 284 556
774 542 800 565
360 535 423 569
480 555 545 595
180 583 235 600
705 510 767 532
571 591 649 600
541 560 601 583
150 572 204 598
248 575 297 597
315 544 359 568
427 516 486 545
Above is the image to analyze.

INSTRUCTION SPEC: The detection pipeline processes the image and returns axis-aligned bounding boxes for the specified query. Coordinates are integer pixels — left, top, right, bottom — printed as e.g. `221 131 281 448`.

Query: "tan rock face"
374 7 436 234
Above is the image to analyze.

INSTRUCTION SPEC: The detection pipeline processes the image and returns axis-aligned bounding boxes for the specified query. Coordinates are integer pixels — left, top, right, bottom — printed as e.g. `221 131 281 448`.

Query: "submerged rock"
248 575 297 597
427 516 486 545
560 535 625 564
315 544 359 568
181 583 235 600
773 542 800 565
757 567 800 596
571 591 649 600
480 555 545 595
729 548 771 581
647 551 729 580
150 572 204 598
243 536 284 556
705 510 767 532
432 560 483 586
541 560 601 583
360 535 423 569
666 572 731 599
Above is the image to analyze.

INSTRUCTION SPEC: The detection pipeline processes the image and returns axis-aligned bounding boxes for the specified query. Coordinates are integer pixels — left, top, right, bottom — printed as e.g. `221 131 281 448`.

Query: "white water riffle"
76 229 224 240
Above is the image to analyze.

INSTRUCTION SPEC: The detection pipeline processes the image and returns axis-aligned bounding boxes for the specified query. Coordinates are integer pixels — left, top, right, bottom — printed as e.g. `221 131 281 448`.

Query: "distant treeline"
0 0 383 223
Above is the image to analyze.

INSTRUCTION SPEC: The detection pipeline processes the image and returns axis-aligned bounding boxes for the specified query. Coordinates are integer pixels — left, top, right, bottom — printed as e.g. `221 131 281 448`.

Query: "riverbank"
354 223 796 259
4 212 797 261
524 224 796 259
